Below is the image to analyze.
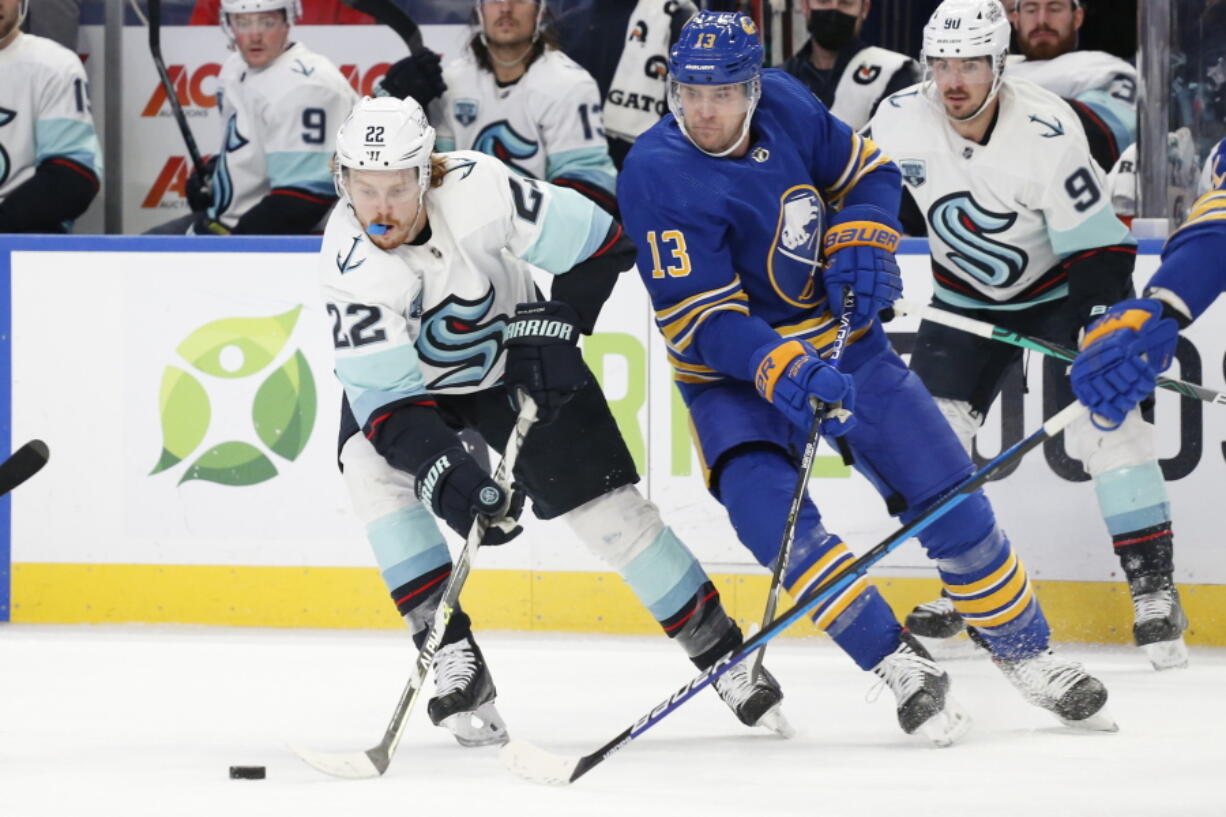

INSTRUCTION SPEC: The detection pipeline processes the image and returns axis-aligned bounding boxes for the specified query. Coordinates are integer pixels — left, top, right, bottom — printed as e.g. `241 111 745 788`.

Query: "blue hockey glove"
503 301 591 424
822 205 902 328
415 447 525 546
751 339 856 436
1071 299 1179 430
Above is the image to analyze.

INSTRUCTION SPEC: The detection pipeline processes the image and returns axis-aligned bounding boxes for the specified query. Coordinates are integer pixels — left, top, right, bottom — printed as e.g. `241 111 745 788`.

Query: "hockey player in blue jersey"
619 10 1116 744
1073 139 1226 426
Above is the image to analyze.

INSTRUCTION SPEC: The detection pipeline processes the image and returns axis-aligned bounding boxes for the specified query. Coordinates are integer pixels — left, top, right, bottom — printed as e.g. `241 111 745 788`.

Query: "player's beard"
1020 25 1075 60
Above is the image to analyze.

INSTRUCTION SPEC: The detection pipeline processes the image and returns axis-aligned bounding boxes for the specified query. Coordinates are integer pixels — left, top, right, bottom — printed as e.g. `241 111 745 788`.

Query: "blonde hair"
430 154 448 189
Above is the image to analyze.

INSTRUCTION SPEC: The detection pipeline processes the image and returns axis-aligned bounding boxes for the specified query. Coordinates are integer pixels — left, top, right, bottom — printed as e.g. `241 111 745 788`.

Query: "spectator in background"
189 0 373 24
148 0 356 234
0 0 102 233
555 0 696 168
21 0 80 51
778 0 919 130
381 0 618 214
1005 0 1135 171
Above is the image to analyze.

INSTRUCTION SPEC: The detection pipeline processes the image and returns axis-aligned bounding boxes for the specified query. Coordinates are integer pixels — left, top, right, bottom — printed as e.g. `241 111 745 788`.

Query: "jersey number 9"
1064 167 1101 213
302 108 327 145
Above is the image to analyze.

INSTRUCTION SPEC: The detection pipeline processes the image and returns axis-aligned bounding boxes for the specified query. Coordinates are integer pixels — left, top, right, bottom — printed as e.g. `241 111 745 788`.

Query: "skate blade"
438 701 510 748
1059 706 1119 733
916 696 972 748
1143 637 1189 671
756 704 796 739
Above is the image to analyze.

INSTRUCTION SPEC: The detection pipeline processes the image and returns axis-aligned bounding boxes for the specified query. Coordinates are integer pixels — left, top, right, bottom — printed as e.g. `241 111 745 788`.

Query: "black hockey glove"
185 155 216 213
415 447 525 546
380 49 447 110
503 300 592 424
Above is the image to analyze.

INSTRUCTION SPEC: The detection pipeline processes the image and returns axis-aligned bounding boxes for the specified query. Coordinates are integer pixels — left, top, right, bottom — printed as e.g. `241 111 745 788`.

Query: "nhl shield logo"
899 159 927 188
455 98 479 127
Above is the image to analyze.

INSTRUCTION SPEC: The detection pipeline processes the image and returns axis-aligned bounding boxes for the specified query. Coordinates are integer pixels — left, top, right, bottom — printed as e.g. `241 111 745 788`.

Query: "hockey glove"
185 155 216 213
415 447 525 546
822 205 902 328
378 49 447 111
503 301 592 424
751 339 856 436
1071 299 1178 430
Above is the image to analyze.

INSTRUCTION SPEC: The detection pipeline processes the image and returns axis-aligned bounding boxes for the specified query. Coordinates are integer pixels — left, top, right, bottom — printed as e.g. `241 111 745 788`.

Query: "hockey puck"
229 765 266 780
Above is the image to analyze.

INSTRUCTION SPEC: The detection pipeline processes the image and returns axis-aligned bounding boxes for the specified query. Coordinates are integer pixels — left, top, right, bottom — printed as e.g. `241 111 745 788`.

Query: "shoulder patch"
898 159 926 187
1027 112 1065 138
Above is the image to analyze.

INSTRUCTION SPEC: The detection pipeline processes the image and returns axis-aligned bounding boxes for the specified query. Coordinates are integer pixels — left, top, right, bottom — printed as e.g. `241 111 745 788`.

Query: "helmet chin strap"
679 112 754 159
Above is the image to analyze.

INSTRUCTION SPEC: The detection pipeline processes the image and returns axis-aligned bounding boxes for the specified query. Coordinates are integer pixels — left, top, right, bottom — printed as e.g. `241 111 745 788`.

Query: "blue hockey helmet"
668 11 764 85
667 12 764 158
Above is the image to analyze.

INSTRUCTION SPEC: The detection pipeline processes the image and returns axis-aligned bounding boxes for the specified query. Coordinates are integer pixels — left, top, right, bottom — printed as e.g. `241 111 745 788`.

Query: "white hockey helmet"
921 0 1011 122
334 96 437 204
220 0 301 40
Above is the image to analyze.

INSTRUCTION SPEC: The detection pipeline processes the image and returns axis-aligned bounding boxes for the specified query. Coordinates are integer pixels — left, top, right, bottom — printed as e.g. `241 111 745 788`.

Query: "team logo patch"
899 159 927 187
767 186 825 306
455 98 479 127
418 287 508 390
928 191 1029 288
853 65 882 85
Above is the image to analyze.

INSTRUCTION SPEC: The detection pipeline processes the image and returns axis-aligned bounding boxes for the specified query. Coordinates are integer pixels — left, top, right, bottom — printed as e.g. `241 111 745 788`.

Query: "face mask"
808 9 857 52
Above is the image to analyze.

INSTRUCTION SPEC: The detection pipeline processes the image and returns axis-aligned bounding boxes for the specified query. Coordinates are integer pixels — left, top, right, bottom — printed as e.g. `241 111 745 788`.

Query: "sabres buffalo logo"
768 185 825 307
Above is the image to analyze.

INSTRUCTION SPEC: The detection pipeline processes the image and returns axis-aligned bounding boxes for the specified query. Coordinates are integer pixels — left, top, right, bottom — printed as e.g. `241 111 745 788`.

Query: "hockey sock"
563 486 739 665
783 527 902 670
1093 461 1174 581
937 527 1050 660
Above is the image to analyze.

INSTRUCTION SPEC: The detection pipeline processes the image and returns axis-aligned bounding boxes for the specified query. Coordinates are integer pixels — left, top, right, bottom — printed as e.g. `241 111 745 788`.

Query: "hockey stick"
147 0 209 181
893 299 1226 407
292 394 539 779
338 0 423 52
749 288 854 683
501 399 1086 786
0 440 49 496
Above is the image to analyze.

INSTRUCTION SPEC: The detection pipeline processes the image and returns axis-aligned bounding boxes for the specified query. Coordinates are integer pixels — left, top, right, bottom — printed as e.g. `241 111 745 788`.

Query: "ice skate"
990 648 1117 732
1130 574 1190 671
870 633 971 747
713 660 795 738
428 636 510 747
905 593 967 640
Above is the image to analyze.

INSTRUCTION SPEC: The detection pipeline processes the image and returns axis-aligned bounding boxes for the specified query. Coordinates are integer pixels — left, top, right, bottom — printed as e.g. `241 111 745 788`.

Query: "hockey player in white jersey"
870 0 1189 671
148 0 356 235
1005 0 1135 170
778 0 920 131
384 0 618 215
318 95 790 746
0 0 102 233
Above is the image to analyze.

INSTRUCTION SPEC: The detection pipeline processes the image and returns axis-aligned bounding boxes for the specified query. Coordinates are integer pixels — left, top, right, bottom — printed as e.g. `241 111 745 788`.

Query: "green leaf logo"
253 349 317 462
179 441 278 486
177 307 302 379
151 366 210 475
151 306 316 487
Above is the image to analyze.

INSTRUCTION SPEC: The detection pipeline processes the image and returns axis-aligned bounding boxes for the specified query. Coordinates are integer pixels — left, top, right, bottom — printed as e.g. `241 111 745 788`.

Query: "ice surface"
1 625 1222 817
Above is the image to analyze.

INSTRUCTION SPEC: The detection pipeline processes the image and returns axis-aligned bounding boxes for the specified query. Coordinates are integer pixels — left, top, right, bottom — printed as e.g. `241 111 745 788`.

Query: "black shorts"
339 376 638 521
909 298 1082 417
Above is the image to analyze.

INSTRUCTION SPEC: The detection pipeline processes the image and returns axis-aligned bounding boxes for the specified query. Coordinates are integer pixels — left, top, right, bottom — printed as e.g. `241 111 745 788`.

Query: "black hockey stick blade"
339 0 423 52
0 440 49 496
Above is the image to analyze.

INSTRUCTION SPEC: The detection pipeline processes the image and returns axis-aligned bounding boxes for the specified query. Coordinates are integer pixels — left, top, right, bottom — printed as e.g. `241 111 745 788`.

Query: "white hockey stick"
291 394 538 778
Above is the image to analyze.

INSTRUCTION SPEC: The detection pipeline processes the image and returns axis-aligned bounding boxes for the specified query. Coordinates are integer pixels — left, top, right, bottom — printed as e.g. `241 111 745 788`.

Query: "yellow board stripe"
11 564 1226 646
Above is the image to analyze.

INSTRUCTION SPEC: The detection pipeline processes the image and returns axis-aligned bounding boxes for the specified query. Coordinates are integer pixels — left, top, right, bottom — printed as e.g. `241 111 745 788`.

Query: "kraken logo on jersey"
929 192 1029 288
455 98 479 127
472 120 539 178
768 185 825 307
418 287 508 390
208 114 251 220
0 108 16 186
